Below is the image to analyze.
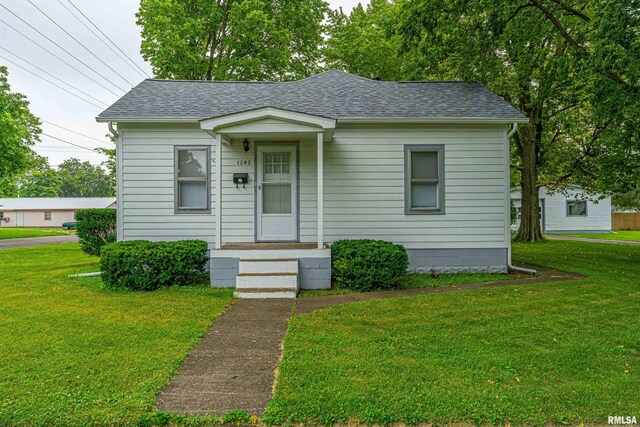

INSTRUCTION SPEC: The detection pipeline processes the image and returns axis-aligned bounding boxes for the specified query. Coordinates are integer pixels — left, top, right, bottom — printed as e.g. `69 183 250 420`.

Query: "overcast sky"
0 0 366 168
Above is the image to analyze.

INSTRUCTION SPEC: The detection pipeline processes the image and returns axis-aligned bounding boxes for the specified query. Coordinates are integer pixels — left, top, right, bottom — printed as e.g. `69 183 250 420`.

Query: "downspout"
506 122 537 275
107 121 119 138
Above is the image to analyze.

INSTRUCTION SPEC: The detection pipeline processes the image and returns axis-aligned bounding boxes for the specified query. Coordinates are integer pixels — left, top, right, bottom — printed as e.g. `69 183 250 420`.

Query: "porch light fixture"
242 139 250 152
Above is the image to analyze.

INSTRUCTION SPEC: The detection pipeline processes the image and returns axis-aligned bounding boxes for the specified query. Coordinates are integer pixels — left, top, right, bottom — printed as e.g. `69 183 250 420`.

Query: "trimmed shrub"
76 209 117 256
331 239 408 292
100 240 208 291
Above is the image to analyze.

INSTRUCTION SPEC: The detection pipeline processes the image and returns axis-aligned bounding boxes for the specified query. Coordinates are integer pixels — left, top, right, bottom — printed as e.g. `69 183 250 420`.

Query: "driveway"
0 234 79 250
547 235 640 246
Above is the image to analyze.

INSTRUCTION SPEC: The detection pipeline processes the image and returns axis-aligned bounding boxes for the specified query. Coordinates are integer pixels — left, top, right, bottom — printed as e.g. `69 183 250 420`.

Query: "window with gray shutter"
405 145 445 214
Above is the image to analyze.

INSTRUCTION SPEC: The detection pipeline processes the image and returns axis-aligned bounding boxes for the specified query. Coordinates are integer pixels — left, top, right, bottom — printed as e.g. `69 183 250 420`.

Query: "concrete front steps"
234 259 299 298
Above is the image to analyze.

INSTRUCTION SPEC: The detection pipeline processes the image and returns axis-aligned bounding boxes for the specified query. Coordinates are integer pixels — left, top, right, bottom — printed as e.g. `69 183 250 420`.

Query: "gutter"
505 122 537 275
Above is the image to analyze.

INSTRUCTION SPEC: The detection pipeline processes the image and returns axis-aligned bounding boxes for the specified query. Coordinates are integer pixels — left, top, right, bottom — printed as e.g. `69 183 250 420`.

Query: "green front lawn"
0 243 233 426
556 230 640 242
264 240 639 426
0 227 73 239
300 272 518 297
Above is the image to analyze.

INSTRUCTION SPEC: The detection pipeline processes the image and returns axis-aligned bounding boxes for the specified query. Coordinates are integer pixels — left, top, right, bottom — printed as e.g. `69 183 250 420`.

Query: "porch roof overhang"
199 107 336 143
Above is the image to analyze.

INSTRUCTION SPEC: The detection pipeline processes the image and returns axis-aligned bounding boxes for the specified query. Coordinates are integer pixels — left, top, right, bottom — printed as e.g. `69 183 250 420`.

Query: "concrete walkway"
547 234 640 246
0 234 78 250
156 265 581 417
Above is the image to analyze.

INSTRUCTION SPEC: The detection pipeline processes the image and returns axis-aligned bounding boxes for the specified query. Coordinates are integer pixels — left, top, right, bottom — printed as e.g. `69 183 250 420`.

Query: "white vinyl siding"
118 123 509 250
118 124 216 246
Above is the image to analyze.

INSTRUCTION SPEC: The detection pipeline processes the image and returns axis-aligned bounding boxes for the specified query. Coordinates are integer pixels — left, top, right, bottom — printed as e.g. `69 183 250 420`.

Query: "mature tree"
398 0 639 241
0 66 40 181
57 158 113 197
96 133 116 194
325 0 410 80
613 187 640 212
136 0 328 80
17 157 62 197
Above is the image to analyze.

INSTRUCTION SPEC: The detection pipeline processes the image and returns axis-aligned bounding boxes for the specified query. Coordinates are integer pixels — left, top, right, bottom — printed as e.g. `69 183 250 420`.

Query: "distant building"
0 198 116 228
511 187 611 233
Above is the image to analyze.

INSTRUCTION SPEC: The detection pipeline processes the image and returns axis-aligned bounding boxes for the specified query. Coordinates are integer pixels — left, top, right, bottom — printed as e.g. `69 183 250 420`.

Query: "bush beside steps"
100 240 209 291
331 239 408 292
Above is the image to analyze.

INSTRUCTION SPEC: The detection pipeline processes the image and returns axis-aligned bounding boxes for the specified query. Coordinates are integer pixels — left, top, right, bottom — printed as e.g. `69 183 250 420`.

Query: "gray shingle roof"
97 70 526 122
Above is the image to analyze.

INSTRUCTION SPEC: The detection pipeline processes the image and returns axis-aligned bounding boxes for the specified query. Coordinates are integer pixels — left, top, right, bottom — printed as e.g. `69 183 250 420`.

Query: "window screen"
176 147 209 211
406 146 444 213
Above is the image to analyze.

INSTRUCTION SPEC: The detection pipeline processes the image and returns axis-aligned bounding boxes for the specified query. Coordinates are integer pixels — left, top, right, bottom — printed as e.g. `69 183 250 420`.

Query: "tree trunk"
514 123 544 242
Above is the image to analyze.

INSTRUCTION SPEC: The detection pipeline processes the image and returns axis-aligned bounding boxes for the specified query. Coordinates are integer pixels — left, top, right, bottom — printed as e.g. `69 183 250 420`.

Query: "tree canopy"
57 158 113 197
394 0 639 240
0 66 40 181
136 0 328 80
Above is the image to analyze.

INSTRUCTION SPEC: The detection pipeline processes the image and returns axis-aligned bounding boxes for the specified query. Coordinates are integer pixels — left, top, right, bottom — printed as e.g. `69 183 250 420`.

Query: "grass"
300 272 518 297
0 243 234 426
556 230 640 242
264 240 640 426
0 227 73 239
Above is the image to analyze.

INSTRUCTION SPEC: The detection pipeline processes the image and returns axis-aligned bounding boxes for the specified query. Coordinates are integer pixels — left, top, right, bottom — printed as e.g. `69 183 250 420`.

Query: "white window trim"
174 146 211 214
404 144 445 215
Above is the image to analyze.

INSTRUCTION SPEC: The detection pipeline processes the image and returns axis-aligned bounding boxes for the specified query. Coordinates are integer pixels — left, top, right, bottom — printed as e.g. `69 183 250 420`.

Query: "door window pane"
178 149 207 177
263 183 292 214
411 182 438 208
179 181 207 208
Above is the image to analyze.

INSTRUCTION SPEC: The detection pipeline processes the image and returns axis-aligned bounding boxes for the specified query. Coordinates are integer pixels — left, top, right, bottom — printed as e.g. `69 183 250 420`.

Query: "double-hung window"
175 147 210 213
44 211 52 221
566 200 587 217
405 145 445 214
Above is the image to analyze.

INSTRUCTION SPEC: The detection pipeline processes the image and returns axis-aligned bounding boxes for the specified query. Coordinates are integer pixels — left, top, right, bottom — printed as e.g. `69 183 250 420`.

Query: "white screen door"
256 145 298 241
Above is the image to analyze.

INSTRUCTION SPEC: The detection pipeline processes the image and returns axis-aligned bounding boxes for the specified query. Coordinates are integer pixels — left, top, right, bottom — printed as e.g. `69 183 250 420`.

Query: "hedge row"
331 239 408 291
100 240 208 291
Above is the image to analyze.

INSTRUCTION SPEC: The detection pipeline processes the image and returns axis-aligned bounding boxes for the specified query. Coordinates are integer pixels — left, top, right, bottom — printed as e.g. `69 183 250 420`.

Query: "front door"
256 145 298 241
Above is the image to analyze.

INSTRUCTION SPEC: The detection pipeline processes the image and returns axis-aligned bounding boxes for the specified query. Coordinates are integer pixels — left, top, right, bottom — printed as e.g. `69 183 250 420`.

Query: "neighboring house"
97 70 528 298
511 186 612 233
0 198 116 228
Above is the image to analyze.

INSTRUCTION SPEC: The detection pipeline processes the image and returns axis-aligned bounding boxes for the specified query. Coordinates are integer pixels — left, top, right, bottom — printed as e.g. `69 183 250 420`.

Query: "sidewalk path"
0 234 78 250
156 265 581 417
547 234 640 246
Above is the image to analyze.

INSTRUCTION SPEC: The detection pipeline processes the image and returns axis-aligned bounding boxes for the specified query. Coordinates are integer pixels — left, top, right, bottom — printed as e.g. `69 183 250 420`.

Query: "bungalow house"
0 197 116 228
97 70 528 298
511 186 612 233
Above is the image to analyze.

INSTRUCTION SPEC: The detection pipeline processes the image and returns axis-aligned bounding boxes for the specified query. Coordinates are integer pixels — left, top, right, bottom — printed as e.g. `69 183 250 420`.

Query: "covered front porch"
200 107 335 296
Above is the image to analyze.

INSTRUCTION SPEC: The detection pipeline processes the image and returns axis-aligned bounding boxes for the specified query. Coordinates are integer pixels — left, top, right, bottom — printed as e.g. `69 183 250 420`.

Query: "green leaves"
136 0 328 81
0 66 40 181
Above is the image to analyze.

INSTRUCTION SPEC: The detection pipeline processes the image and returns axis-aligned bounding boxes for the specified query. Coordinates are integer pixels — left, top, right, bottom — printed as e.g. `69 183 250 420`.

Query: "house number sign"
236 160 251 165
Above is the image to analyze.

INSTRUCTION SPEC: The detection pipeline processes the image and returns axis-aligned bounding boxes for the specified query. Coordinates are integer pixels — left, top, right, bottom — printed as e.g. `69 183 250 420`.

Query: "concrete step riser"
239 260 298 274
234 291 297 299
236 274 298 289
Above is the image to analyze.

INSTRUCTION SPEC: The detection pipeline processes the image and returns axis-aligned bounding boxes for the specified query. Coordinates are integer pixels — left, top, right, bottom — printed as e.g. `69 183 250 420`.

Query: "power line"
0 47 109 107
0 55 107 109
41 133 101 152
58 0 150 79
0 3 128 93
0 17 123 97
25 0 136 87
42 121 113 145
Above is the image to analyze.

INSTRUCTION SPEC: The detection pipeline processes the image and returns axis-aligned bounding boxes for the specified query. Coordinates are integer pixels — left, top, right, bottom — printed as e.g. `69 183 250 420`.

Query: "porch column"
317 132 324 249
214 133 222 249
